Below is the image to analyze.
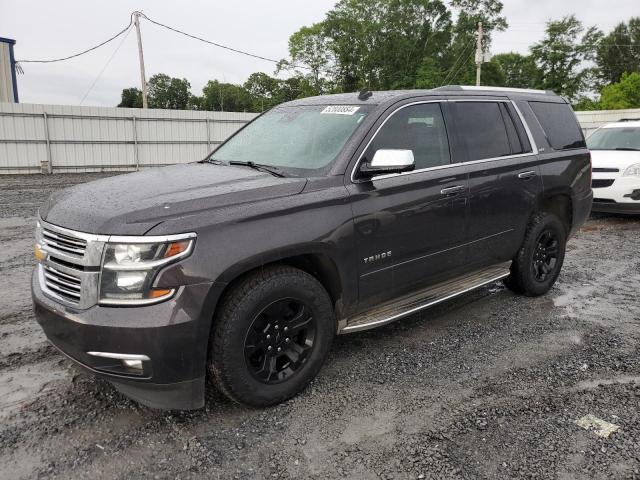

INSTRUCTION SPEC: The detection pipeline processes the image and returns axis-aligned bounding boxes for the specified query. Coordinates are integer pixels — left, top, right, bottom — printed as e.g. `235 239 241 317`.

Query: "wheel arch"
214 245 347 317
539 193 573 235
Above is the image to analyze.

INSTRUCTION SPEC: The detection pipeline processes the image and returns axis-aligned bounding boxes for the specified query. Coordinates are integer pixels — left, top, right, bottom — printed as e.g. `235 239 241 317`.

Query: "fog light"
122 359 143 370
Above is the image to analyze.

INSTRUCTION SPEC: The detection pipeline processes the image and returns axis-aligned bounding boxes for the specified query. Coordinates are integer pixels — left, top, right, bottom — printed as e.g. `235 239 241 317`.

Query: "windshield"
587 127 640 151
210 105 371 174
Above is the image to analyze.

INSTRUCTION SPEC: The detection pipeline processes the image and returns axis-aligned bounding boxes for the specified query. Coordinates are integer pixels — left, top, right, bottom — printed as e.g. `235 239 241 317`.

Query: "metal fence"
2 102 640 174
0 102 257 174
575 108 640 137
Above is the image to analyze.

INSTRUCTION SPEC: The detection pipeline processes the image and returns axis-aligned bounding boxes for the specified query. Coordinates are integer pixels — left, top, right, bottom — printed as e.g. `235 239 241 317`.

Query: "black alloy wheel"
531 230 560 282
209 265 335 407
244 298 316 384
503 212 566 297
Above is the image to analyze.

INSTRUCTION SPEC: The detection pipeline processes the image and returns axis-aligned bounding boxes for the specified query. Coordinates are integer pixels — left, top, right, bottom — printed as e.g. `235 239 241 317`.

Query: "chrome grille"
37 219 107 309
42 264 82 304
42 228 87 257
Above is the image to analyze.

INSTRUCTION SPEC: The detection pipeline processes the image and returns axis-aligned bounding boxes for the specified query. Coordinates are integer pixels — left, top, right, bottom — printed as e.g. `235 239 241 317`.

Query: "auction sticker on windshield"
321 106 361 115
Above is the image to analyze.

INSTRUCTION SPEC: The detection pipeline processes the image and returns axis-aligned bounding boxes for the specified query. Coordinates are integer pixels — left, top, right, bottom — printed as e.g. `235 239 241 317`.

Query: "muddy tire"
504 212 566 297
209 265 335 407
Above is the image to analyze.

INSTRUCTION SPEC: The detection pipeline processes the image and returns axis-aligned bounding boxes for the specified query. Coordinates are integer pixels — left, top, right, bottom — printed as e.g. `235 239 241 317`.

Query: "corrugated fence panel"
0 102 256 174
575 108 640 137
9 102 640 173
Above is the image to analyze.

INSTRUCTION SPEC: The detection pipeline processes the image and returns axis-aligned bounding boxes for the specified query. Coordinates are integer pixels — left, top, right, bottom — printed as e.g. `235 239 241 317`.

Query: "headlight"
623 163 640 177
99 234 195 306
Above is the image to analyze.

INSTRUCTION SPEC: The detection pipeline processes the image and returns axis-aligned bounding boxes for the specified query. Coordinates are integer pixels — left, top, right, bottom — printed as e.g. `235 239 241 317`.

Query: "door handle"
518 170 536 180
440 185 466 196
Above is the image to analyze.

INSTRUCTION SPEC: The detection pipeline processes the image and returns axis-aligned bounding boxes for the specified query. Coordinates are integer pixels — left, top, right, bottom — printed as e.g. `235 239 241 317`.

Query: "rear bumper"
571 189 593 234
32 270 221 410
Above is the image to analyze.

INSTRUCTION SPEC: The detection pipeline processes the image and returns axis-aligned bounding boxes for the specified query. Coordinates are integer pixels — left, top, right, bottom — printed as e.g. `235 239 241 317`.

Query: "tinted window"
500 103 524 154
529 101 585 150
366 103 450 170
453 102 512 160
505 103 532 153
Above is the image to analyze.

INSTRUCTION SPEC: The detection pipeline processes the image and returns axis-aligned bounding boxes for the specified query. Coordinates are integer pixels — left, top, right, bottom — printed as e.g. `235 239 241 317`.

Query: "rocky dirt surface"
0 173 639 480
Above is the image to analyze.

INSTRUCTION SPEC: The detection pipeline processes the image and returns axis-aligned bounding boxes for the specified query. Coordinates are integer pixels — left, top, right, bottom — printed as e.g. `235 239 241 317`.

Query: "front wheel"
504 212 566 296
209 266 335 407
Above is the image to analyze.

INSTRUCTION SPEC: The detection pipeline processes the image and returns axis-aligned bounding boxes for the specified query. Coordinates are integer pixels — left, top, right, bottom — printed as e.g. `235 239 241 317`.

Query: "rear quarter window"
529 101 586 150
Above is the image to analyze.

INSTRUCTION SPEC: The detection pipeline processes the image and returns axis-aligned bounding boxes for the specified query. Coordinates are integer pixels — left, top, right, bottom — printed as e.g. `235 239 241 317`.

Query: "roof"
285 85 561 108
602 120 640 129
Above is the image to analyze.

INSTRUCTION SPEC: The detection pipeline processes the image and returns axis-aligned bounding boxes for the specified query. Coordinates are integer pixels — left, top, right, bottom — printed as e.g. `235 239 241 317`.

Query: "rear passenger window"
500 103 524 155
529 101 586 150
366 103 450 170
452 102 512 160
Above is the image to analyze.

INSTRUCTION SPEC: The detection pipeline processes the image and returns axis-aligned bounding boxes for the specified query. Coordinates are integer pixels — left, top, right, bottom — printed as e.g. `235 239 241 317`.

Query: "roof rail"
619 118 640 122
434 85 556 95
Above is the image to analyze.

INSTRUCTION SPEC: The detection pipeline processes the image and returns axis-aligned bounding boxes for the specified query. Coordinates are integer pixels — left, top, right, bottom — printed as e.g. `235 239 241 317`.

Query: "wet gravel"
0 173 639 479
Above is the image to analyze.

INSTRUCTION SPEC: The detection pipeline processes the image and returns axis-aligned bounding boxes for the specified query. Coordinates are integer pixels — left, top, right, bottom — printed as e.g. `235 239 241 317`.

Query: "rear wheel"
504 212 566 296
209 266 335 407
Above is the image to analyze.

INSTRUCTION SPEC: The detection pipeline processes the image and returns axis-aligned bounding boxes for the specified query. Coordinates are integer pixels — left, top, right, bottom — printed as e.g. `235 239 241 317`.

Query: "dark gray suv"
32 86 593 409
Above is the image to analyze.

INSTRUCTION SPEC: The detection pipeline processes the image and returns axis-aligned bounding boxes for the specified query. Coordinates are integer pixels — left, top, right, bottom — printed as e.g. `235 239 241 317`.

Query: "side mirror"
359 149 415 177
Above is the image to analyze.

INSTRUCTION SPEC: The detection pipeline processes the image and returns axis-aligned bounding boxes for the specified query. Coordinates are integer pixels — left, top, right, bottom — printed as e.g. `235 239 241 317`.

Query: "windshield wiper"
614 147 640 151
198 157 224 165
228 161 286 177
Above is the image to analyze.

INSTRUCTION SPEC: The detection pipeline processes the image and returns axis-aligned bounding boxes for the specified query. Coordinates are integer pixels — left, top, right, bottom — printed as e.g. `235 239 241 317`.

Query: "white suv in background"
587 119 640 214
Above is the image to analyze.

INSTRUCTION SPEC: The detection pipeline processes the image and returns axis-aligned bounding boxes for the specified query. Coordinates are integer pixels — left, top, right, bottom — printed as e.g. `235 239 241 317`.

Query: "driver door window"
365 103 451 170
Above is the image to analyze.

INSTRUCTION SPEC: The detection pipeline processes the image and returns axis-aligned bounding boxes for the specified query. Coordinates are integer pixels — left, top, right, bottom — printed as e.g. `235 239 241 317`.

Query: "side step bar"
339 262 511 334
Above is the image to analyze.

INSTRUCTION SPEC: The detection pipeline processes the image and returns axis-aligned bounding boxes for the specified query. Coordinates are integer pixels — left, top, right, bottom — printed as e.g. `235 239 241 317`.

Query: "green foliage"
117 88 143 108
573 96 601 111
491 53 542 89
599 72 640 109
199 80 252 112
530 15 602 101
596 18 640 85
147 74 193 110
114 4 640 113
286 24 334 86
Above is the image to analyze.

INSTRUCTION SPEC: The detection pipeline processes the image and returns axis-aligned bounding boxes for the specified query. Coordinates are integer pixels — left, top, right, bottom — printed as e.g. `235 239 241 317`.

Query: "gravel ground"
0 173 639 480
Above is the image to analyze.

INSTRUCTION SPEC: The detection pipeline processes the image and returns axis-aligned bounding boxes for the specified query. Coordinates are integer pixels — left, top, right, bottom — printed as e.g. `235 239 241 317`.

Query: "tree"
293 0 456 91
491 53 542 89
530 15 602 101
199 80 252 112
286 24 335 86
415 57 446 89
599 72 640 109
244 72 282 111
596 18 640 85
117 88 143 108
147 74 193 110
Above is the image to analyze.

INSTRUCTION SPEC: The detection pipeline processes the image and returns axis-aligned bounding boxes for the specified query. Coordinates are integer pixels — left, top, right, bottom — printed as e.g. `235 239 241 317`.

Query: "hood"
40 163 307 235
590 150 640 171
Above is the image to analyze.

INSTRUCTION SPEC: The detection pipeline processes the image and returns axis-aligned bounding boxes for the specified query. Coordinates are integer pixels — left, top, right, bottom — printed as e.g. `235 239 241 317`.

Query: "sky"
0 0 638 107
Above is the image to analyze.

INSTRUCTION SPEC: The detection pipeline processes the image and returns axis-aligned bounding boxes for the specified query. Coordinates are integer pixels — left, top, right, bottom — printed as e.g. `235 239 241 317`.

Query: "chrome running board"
339 262 511 334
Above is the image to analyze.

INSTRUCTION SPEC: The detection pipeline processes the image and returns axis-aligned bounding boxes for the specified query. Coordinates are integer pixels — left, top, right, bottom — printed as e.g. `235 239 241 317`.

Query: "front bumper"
32 270 219 410
591 175 640 214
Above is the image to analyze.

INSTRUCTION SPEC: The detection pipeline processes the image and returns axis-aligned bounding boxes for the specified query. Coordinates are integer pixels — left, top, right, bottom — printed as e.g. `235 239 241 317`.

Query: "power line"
137 12 303 69
443 38 476 85
79 25 133 105
16 15 134 63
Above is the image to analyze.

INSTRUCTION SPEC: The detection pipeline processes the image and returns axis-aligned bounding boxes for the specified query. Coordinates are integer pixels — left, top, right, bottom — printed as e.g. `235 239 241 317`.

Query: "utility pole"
475 21 483 86
133 12 149 108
